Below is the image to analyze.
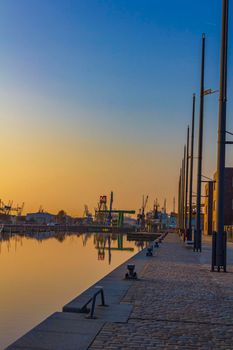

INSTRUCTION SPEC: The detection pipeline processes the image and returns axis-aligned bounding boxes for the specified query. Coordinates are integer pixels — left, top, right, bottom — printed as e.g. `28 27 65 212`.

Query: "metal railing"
76 286 108 319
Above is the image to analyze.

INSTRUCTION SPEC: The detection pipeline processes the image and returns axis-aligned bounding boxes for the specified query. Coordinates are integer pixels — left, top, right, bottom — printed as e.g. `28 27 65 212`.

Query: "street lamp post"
194 33 205 252
184 126 190 241
182 146 186 232
178 171 181 230
188 94 196 241
214 0 229 272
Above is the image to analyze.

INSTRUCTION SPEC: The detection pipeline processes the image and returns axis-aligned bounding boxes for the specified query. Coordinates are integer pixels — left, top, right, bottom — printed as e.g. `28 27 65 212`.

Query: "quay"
1 224 135 235
7 232 233 350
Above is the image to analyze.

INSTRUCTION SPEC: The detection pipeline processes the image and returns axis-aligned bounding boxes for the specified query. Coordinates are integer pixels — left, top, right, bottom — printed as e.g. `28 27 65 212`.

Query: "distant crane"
11 202 25 216
153 199 159 219
38 205 44 213
4 200 13 215
0 200 24 216
95 195 108 224
142 194 148 216
95 192 135 227
137 195 148 230
18 202 25 216
108 191 113 225
162 199 167 214
83 205 93 224
83 205 90 217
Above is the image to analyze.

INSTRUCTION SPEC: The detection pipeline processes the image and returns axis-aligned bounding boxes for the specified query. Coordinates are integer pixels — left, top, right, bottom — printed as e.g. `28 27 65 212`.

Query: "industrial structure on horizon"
0 191 177 231
204 167 233 236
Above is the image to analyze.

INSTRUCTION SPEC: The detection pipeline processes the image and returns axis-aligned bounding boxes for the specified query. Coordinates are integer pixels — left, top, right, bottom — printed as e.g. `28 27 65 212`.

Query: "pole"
108 191 113 225
181 161 184 230
182 146 186 231
184 126 190 241
180 167 182 230
179 168 182 230
188 94 196 241
194 33 205 252
215 0 229 271
178 173 181 229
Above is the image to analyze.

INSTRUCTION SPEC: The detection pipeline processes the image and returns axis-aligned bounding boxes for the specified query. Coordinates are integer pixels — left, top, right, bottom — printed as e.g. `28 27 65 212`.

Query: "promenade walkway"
90 233 233 350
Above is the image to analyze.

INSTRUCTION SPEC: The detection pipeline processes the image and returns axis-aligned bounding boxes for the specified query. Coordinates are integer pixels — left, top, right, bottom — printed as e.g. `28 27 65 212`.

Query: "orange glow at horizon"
0 87 181 216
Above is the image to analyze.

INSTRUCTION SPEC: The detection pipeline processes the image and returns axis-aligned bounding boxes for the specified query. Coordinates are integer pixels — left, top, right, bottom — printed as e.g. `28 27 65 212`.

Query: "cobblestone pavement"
89 233 233 349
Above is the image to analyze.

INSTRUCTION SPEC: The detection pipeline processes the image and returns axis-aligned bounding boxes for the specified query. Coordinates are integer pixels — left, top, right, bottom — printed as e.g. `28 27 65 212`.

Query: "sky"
0 0 233 216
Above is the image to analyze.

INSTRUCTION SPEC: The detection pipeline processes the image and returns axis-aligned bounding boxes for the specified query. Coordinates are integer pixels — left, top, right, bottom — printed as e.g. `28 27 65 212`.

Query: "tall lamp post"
178 170 181 230
182 147 186 231
214 0 229 272
188 94 196 241
184 126 190 240
194 33 205 252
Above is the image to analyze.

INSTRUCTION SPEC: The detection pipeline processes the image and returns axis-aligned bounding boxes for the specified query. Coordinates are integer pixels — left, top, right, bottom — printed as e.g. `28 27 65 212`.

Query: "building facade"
204 181 213 236
26 212 55 224
204 168 233 235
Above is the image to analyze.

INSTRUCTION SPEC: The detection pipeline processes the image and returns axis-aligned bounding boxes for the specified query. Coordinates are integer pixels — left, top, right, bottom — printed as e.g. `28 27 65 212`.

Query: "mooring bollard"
125 264 137 280
146 246 153 256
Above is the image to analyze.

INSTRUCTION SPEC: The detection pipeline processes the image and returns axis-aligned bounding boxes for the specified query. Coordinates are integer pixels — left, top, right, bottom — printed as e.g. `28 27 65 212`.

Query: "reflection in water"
94 234 138 265
0 231 147 349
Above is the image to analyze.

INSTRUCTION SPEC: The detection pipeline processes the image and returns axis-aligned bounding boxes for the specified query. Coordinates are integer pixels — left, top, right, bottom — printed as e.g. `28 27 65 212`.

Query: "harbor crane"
83 205 93 224
95 192 135 227
3 200 13 215
162 199 167 214
83 205 92 217
0 200 24 216
95 195 108 224
38 205 44 213
137 195 148 230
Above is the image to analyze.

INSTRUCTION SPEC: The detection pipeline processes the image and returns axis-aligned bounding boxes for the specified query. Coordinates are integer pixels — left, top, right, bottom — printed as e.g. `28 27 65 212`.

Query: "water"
0 231 145 349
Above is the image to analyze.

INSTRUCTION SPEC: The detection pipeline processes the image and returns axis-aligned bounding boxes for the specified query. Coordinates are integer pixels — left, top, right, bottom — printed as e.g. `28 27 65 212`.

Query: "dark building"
204 168 233 235
204 181 213 236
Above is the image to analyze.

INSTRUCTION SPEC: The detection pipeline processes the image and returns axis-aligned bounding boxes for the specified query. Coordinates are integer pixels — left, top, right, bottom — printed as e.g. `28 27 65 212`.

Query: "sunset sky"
0 0 233 215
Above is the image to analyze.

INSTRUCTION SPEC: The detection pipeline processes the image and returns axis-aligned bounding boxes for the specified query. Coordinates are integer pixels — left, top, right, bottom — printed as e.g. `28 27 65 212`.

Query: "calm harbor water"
0 231 145 349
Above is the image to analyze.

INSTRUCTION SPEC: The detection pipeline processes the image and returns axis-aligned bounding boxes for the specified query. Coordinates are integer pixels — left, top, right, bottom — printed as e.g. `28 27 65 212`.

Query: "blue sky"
0 0 232 213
